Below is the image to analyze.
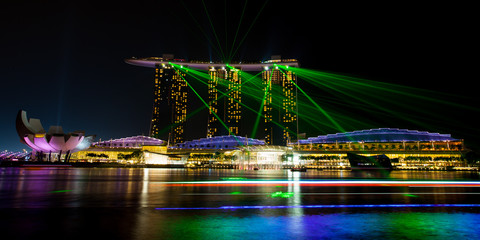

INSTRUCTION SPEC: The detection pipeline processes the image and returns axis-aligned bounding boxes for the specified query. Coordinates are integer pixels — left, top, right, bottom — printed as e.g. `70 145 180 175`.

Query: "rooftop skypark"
125 56 299 71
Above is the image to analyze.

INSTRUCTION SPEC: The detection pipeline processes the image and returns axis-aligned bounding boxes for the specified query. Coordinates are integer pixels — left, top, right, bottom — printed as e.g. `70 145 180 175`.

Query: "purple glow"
296 128 458 144
16 110 93 153
173 135 265 149
0 151 29 159
93 135 164 148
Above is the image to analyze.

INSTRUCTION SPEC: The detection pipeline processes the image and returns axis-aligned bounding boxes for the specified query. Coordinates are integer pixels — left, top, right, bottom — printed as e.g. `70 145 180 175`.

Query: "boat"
20 163 72 169
290 166 307 172
346 153 393 171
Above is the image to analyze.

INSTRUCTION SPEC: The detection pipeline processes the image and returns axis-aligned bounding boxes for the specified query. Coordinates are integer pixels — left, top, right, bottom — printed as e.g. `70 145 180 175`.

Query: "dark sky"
1 0 478 152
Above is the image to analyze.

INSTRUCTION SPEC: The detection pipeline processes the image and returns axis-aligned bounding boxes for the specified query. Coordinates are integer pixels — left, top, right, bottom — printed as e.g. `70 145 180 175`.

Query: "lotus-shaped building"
15 110 95 161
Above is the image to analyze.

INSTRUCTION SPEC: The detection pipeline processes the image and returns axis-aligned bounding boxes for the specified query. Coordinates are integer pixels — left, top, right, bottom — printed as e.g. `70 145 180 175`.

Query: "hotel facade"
125 55 299 146
67 128 470 170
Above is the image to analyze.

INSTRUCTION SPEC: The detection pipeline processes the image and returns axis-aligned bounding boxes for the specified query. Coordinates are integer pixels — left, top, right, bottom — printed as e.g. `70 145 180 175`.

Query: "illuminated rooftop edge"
125 58 299 71
172 135 265 150
296 128 459 144
93 135 164 148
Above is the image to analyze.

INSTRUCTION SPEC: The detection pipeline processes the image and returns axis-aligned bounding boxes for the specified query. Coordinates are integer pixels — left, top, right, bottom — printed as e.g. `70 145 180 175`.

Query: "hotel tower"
126 55 298 146
150 55 188 144
207 66 242 137
262 63 298 146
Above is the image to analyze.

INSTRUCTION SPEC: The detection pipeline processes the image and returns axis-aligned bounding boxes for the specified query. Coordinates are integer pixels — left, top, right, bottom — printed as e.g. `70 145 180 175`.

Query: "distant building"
0 151 30 161
293 128 467 170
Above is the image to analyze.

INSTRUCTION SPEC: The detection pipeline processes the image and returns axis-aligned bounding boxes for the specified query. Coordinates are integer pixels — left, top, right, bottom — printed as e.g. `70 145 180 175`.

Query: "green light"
270 191 294 198
179 66 295 140
221 177 247 180
277 66 346 133
49 190 72 193
172 64 234 138
201 0 226 61
251 69 272 139
230 191 242 195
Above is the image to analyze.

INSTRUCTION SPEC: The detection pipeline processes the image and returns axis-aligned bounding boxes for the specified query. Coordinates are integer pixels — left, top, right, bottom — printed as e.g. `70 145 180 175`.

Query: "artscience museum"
15 110 95 162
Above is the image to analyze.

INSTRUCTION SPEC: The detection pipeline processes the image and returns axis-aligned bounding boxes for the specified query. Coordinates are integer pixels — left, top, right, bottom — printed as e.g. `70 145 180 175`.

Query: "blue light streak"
155 204 480 210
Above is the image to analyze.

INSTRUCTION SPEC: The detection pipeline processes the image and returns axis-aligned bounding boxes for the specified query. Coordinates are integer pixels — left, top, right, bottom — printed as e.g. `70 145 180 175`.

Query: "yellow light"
35 133 45 138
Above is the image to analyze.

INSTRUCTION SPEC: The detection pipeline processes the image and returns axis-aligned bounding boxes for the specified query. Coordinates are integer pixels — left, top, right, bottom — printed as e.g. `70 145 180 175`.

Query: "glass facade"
151 64 188 144
292 128 467 170
207 67 242 137
127 56 300 146
263 68 297 146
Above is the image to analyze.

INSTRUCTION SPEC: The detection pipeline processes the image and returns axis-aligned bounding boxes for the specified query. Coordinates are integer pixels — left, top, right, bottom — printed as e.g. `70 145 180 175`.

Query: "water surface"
1 168 479 239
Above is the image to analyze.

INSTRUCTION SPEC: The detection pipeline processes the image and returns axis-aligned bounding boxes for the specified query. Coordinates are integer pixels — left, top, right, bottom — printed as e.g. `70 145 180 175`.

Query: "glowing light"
270 191 294 198
153 180 480 188
49 190 72 193
221 177 248 180
155 204 480 210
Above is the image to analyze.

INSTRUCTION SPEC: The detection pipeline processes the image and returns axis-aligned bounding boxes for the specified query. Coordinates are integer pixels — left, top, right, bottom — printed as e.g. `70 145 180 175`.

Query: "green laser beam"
201 0 226 61
277 66 345 133
229 0 270 60
179 0 225 60
251 68 273 139
183 66 298 139
229 0 249 62
171 64 248 147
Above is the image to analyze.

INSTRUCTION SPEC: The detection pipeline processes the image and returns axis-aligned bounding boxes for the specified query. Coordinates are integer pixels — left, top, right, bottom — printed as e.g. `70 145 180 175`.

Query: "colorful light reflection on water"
145 211 480 239
1 168 480 239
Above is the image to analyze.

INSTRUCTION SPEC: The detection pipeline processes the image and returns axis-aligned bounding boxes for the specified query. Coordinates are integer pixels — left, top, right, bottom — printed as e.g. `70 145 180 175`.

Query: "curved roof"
0 151 30 160
125 58 299 71
93 135 164 148
297 128 459 144
16 110 94 153
173 135 265 150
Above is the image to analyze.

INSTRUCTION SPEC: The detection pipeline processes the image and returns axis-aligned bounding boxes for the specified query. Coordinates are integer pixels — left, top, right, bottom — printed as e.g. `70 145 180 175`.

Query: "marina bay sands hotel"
125 55 299 146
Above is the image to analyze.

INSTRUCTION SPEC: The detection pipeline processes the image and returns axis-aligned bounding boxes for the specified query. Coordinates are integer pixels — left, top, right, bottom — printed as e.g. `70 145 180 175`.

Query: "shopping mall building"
68 128 470 170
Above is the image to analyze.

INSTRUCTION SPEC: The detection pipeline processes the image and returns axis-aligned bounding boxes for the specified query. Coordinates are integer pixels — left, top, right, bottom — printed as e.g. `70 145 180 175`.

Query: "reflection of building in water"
287 171 303 217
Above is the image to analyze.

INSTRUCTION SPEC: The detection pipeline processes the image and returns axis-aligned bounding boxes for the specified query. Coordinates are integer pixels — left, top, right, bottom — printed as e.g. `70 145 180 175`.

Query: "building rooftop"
125 57 299 71
296 128 459 144
93 135 164 148
172 135 265 150
0 151 30 160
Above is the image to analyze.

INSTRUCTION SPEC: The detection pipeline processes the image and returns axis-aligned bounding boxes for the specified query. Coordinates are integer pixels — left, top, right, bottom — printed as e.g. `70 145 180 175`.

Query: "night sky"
1 0 477 152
